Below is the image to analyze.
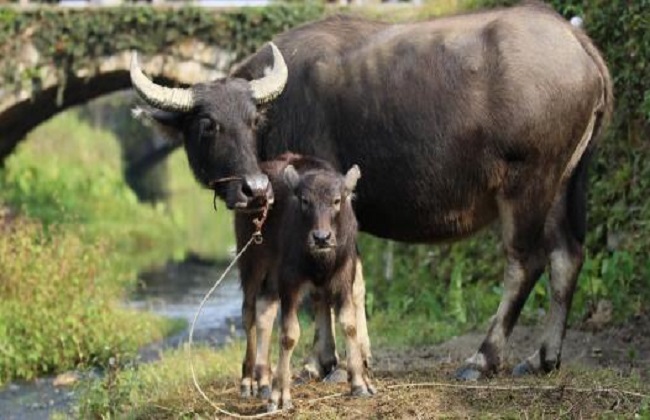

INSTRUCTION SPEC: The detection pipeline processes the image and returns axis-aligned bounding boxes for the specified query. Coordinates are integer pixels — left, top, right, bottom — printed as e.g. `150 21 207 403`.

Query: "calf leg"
254 295 278 398
303 290 339 380
353 260 372 370
338 289 375 396
456 197 549 380
240 295 257 398
514 194 585 375
269 292 300 412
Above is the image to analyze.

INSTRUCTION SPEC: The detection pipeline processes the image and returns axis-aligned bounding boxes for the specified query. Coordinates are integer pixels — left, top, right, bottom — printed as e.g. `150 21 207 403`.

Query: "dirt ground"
154 314 650 419
373 313 650 379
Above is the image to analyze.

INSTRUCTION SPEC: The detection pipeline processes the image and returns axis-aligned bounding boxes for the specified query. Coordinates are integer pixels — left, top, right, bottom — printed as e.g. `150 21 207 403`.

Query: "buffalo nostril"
244 174 270 198
241 181 254 198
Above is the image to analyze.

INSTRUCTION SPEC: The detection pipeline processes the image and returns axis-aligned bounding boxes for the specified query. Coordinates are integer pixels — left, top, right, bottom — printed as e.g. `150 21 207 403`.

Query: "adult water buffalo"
131 2 612 380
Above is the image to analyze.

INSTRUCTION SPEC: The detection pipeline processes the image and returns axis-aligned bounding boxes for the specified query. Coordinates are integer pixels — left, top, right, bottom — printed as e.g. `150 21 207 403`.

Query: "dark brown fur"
235 153 369 405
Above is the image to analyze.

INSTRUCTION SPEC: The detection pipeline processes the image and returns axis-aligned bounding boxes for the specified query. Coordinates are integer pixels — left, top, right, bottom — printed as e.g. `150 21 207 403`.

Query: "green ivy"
0 3 324 94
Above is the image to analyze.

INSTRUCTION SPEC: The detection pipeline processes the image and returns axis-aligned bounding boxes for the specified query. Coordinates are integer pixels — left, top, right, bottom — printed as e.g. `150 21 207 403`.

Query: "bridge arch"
0 42 232 159
0 3 325 160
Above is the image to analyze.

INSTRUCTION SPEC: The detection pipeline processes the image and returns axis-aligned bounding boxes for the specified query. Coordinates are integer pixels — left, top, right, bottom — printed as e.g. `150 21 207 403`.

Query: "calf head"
130 43 287 211
284 164 361 257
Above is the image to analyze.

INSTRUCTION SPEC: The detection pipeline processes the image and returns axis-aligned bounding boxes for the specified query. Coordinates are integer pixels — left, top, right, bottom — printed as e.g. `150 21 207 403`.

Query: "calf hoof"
323 367 348 384
267 400 293 412
454 364 485 381
301 361 321 381
512 361 535 377
240 384 253 399
266 402 278 413
351 385 373 397
258 385 272 400
367 383 378 395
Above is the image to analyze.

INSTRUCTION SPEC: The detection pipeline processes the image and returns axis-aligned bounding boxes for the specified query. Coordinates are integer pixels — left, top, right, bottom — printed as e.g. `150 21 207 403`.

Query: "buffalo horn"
249 43 288 104
130 52 195 112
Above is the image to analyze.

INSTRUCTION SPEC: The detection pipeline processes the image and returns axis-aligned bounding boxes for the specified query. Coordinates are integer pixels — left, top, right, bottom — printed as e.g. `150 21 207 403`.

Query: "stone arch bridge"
0 3 324 160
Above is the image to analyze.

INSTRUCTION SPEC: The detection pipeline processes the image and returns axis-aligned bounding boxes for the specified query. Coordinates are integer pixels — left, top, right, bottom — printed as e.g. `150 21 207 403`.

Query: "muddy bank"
374 313 650 379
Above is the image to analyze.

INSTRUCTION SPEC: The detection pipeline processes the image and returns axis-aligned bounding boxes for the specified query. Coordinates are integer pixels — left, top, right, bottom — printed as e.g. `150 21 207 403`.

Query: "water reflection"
131 259 243 333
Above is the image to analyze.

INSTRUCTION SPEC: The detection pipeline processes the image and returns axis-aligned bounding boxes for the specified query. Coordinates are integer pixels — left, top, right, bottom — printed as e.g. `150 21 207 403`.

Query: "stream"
0 260 242 420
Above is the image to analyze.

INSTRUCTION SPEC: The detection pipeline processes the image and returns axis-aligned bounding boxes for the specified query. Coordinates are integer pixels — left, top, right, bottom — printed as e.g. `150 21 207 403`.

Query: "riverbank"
0 260 244 419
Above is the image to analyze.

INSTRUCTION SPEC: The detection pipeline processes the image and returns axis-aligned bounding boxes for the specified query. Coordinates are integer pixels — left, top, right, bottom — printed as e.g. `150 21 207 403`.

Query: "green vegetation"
0 215 173 383
78 344 244 418
0 105 231 384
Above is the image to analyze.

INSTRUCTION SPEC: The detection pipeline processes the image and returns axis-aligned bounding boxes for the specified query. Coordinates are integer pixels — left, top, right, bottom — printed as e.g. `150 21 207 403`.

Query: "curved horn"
249 43 288 104
130 52 195 112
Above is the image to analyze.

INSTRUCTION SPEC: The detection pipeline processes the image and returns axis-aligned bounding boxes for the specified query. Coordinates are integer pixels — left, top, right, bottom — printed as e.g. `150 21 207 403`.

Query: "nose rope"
209 176 243 212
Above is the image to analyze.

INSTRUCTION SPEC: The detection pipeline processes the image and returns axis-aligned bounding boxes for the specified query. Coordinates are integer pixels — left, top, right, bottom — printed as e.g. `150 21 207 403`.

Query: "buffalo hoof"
258 385 272 399
351 385 373 397
240 384 253 399
454 365 485 381
323 367 348 383
512 361 535 377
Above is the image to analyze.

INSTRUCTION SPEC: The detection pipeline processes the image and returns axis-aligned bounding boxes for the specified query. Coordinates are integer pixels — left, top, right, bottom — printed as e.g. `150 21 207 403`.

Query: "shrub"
0 213 172 384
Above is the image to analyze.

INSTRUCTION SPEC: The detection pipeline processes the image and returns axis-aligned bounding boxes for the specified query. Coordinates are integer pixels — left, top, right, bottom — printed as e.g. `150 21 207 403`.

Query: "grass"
77 344 245 418
76 339 650 419
0 103 234 384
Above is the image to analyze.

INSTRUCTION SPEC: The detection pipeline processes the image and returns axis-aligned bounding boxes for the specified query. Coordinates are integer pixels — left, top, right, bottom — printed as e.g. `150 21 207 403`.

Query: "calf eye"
300 196 310 208
333 198 341 207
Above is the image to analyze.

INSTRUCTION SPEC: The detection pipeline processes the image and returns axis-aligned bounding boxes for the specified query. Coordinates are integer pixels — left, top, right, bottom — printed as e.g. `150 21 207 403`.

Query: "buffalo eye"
199 117 220 136
300 196 310 210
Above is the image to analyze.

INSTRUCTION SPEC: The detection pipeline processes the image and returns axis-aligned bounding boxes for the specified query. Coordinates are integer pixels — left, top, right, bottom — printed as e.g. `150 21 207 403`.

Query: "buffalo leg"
254 295 278 398
269 291 301 412
456 197 549 380
303 290 339 380
514 193 585 375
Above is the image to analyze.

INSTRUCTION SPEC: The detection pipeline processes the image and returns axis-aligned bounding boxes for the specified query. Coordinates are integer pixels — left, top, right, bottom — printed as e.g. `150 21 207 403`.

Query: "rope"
187 200 346 417
386 382 650 399
188 234 282 419
188 196 279 419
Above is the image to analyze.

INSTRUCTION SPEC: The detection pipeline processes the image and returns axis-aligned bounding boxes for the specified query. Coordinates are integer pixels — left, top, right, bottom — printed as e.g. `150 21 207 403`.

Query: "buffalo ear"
283 165 300 191
344 164 361 192
132 106 184 145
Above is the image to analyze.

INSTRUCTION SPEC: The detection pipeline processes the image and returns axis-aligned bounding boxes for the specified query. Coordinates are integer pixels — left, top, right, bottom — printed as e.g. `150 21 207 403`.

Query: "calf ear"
132 106 184 145
344 165 361 192
283 165 300 191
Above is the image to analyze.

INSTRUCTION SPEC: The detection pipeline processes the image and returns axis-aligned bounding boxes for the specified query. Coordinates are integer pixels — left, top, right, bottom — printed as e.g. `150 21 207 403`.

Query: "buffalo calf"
235 153 373 409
